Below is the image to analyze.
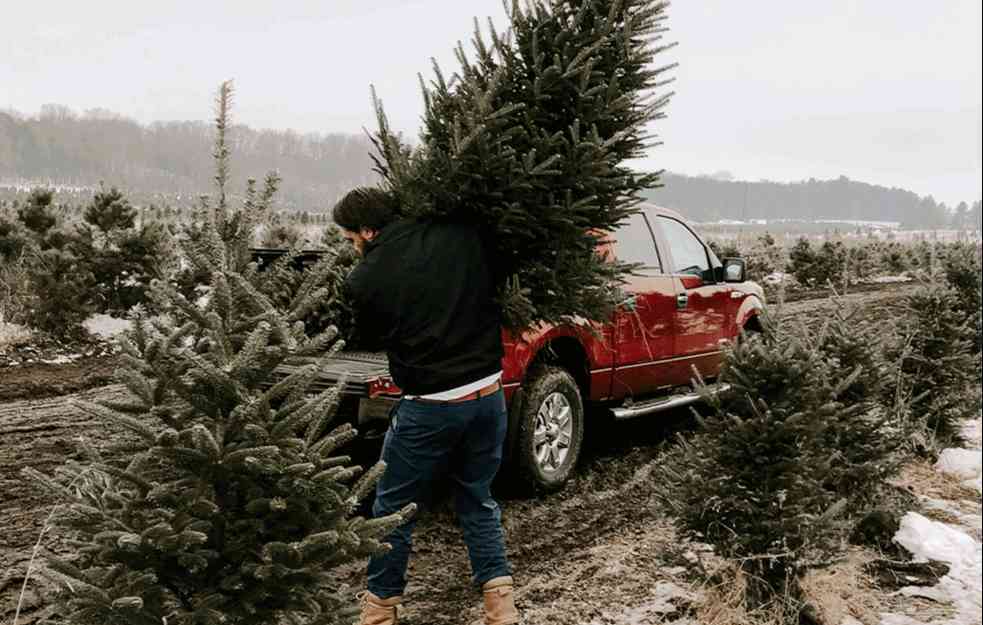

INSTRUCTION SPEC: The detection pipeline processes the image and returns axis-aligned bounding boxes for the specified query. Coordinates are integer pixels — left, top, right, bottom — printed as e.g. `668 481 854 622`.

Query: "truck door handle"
676 293 688 309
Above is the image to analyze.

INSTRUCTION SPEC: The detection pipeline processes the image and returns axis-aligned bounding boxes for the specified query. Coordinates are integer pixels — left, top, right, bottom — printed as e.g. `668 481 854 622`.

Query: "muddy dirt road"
0 386 133 623
0 284 917 624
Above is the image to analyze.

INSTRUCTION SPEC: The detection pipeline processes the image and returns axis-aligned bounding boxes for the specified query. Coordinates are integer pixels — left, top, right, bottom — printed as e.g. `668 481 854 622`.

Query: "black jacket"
345 219 503 396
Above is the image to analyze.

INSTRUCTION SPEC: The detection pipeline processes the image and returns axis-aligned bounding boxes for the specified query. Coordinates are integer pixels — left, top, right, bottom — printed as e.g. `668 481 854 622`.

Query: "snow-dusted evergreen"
23 83 413 625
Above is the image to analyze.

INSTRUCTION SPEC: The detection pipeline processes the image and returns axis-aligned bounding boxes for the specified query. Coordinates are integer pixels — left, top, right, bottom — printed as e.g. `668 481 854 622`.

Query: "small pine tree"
26 81 414 625
25 247 95 340
658 309 898 613
846 243 876 283
113 222 175 310
895 277 978 449
249 245 360 346
707 238 741 261
813 299 902 495
259 222 303 249
17 188 57 236
814 241 848 288
174 84 283 301
743 233 785 282
0 216 31 261
877 241 909 275
941 242 982 356
787 236 817 286
83 186 137 239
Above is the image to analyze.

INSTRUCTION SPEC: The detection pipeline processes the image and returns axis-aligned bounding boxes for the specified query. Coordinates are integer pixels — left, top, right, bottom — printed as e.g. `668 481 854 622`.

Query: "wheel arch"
737 295 766 334
529 335 591 397
742 311 765 334
504 334 591 468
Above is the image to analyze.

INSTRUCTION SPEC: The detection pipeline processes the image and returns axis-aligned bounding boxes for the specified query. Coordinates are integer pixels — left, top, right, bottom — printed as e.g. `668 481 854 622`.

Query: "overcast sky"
2 0 981 206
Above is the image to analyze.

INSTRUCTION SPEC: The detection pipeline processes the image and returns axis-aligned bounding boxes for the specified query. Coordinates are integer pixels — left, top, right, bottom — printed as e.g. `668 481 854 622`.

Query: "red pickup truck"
272 204 764 491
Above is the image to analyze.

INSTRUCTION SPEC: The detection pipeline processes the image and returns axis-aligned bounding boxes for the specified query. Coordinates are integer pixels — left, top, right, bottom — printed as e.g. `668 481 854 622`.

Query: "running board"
612 384 732 420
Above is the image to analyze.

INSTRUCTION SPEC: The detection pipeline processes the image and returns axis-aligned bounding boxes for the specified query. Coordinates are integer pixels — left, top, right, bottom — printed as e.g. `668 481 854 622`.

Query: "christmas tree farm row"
657 248 981 621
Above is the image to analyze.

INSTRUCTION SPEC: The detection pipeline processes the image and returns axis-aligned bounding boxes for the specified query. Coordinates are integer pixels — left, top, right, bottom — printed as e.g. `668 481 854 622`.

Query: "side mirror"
723 258 746 283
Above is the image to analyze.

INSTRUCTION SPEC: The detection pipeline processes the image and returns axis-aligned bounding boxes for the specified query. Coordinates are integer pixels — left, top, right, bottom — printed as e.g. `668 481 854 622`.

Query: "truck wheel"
515 366 585 492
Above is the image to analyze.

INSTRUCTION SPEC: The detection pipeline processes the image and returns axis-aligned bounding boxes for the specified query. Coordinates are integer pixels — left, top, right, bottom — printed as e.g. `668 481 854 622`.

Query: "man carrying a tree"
334 187 520 625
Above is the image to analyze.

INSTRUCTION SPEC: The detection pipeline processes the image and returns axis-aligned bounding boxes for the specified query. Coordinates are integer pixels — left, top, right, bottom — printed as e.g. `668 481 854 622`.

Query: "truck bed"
276 351 391 396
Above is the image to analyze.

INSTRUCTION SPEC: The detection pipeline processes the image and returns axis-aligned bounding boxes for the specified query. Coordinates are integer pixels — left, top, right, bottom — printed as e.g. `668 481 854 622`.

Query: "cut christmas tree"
371 0 676 329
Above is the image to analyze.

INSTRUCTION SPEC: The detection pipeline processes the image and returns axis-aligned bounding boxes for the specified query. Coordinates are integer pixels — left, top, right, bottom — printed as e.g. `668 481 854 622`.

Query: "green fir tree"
941 242 982 357
24 246 95 339
248 242 360 346
813 298 903 495
76 186 174 312
16 188 57 236
25 81 414 625
894 276 978 450
83 187 137 240
658 308 898 615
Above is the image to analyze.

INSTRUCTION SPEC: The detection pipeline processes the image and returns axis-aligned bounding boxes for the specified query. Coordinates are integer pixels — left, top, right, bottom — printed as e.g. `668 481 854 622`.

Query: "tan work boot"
356 591 402 625
482 576 519 625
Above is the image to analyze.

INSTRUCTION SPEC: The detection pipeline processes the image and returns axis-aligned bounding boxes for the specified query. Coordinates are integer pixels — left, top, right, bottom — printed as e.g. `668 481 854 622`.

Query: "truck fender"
736 294 765 332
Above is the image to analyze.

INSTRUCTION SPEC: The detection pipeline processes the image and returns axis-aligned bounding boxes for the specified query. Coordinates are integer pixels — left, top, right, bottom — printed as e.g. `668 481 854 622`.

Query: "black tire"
515 366 585 493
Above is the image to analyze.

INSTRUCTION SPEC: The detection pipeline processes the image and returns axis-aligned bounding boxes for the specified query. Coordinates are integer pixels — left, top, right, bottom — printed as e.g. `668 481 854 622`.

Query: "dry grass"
693 563 792 625
799 547 886 625
0 261 34 331
692 548 890 625
893 459 980 505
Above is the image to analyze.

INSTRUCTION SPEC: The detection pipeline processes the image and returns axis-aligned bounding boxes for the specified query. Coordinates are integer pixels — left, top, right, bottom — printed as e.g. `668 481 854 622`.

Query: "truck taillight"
368 377 401 398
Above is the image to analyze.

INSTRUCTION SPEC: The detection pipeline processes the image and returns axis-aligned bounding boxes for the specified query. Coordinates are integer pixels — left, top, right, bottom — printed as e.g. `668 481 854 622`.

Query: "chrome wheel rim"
534 392 573 473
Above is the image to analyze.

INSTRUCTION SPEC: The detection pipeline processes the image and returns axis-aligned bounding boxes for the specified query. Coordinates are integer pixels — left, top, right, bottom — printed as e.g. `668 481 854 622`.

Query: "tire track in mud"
0 385 131 624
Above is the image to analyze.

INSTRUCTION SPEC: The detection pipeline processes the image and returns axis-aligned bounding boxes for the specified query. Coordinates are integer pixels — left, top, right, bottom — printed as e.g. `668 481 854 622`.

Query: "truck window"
613 212 662 274
658 216 710 276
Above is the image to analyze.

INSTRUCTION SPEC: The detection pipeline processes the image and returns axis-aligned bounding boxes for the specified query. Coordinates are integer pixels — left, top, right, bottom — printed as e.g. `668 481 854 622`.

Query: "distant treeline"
0 105 377 210
1 105 980 228
646 173 981 229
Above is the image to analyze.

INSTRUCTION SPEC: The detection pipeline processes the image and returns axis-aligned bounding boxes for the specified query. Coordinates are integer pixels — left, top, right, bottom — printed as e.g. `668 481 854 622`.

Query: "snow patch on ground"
587 581 695 625
880 432 983 625
82 314 131 339
763 272 791 285
866 275 913 284
888 513 982 625
935 449 982 494
881 615 934 625
0 321 33 350
961 418 982 448
919 496 982 540
880 416 983 625
40 354 81 365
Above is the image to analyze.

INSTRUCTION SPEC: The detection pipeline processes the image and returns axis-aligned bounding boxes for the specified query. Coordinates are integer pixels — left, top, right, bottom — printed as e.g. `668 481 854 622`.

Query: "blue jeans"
366 390 512 599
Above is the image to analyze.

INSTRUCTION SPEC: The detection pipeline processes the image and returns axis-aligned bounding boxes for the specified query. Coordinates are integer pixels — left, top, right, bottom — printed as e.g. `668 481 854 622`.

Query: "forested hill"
0 106 376 210
645 173 980 228
1 107 978 226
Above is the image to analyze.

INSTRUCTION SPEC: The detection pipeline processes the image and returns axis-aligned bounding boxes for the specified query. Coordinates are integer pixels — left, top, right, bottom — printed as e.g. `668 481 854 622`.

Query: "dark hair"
332 187 397 232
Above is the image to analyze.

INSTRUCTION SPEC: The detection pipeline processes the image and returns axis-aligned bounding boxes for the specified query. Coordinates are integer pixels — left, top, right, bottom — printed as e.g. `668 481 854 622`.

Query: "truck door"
652 214 732 385
609 212 678 400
